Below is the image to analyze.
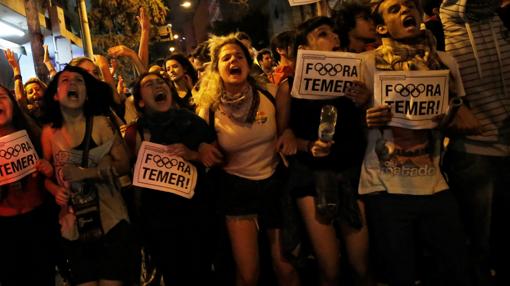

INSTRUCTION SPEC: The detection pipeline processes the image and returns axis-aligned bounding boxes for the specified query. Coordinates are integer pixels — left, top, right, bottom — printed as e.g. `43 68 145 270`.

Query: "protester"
441 0 510 284
164 53 198 110
194 33 299 286
276 16 373 286
0 84 58 286
256 48 275 82
360 0 471 284
334 0 378 52
270 30 296 86
124 71 215 285
41 65 137 286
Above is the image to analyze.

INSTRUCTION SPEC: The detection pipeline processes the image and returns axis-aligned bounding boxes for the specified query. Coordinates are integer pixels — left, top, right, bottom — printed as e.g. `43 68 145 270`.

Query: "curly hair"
193 33 256 111
41 65 113 128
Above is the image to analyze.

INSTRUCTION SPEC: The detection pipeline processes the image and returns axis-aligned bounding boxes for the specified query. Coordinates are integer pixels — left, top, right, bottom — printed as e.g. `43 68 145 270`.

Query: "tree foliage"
89 0 169 54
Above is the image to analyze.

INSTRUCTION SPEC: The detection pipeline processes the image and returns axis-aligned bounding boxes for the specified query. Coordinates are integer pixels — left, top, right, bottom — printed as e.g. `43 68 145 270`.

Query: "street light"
173 34 179 40
181 1 191 8
169 46 176 52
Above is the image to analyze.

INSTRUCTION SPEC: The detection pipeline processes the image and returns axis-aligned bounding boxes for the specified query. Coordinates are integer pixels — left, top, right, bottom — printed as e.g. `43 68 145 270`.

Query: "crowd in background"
1 0 509 286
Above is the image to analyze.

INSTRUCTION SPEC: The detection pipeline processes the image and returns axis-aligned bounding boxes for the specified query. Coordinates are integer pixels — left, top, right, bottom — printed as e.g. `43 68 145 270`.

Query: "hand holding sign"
166 143 198 162
366 105 392 127
345 80 370 108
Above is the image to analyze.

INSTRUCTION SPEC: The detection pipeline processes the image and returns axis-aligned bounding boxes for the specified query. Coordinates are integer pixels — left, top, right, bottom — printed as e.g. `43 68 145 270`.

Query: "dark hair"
0 84 41 153
235 31 252 43
165 53 198 85
421 0 441 16
371 0 422 26
256 48 272 63
270 30 296 62
191 41 211 63
132 72 178 113
334 1 372 49
293 16 336 60
41 65 113 128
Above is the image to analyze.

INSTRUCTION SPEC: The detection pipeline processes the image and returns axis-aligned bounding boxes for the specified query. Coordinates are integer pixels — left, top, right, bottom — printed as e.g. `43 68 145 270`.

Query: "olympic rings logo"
394 84 426 98
152 155 179 169
0 144 22 159
314 63 344 76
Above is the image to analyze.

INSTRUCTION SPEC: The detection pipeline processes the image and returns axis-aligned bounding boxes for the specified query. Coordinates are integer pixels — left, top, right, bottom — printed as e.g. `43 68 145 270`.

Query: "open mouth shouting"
402 15 418 29
67 91 80 100
154 91 168 102
229 66 243 76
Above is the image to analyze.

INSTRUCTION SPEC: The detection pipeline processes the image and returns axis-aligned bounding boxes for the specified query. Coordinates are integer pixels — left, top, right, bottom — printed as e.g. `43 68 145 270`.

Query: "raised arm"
137 6 150 69
3 49 26 107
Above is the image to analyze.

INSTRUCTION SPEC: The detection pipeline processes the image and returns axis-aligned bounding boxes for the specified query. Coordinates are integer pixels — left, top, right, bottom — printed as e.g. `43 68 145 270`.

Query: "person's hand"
309 140 333 157
137 6 150 31
93 54 109 69
345 80 370 108
117 75 125 95
198 143 223 167
167 143 197 161
366 105 392 127
62 165 86 182
276 129 297 156
54 186 70 206
3 49 20 72
108 45 136 59
35 159 53 178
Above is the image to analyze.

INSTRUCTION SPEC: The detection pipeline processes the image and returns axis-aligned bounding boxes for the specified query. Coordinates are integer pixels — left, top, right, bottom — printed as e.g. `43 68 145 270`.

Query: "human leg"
226 217 260 286
267 228 301 286
297 196 340 286
339 200 376 286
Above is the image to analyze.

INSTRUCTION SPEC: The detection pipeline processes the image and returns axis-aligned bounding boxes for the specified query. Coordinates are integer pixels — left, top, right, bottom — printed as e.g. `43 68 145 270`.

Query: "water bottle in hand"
318 105 337 142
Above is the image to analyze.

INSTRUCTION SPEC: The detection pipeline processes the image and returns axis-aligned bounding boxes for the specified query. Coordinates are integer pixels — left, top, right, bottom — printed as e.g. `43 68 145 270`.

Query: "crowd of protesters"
1 0 509 286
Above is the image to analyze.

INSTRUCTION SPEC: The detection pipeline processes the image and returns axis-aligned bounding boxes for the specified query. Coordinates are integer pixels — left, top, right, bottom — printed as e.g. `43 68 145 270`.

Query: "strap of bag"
81 116 94 168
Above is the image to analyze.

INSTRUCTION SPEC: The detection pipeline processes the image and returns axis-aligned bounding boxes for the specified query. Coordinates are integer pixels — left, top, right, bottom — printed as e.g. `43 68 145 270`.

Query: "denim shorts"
216 169 283 229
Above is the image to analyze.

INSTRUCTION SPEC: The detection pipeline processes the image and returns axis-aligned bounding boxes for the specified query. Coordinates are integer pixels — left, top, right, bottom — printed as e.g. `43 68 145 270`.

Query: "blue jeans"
443 150 510 286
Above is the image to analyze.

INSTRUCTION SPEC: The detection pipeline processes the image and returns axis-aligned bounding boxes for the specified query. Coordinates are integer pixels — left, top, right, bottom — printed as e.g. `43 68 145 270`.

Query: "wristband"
13 74 22 82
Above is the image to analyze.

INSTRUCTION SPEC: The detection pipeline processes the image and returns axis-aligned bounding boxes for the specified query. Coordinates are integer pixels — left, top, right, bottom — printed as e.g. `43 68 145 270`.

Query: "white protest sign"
374 70 449 129
291 49 362 100
288 0 320 6
133 141 197 199
0 130 39 186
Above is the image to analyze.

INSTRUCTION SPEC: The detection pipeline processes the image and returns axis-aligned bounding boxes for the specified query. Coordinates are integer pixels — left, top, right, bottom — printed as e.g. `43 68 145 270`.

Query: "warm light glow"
173 34 179 40
0 21 25 37
169 46 176 52
182 36 186 40
181 1 192 8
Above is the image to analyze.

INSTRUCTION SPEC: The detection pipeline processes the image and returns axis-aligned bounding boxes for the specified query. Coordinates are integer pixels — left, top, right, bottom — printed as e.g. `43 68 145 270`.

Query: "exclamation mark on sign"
185 177 190 189
436 100 440 114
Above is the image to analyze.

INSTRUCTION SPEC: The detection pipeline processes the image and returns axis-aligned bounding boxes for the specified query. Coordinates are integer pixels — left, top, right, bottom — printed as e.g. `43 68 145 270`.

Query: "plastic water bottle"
318 105 337 142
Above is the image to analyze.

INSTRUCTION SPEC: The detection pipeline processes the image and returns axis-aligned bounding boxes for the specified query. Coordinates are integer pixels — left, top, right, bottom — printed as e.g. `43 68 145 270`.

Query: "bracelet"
13 74 22 82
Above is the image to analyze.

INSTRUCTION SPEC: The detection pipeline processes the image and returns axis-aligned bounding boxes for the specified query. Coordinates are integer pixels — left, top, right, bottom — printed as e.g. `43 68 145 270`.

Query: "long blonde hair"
193 33 254 112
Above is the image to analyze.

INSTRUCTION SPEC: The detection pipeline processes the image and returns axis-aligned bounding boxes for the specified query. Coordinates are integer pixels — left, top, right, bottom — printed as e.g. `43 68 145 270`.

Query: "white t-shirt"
358 50 464 195
215 92 278 180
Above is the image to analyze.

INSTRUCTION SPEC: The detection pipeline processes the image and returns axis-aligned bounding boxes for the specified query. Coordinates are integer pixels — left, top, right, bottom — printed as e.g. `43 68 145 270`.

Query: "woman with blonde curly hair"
195 34 299 286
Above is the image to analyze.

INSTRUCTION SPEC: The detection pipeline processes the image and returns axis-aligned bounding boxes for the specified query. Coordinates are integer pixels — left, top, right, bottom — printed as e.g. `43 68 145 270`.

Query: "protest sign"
0 130 39 186
288 0 320 6
132 141 197 199
374 70 449 129
291 49 362 100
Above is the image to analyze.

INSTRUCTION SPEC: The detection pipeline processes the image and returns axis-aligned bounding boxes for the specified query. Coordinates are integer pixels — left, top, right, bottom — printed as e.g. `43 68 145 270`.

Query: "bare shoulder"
93 115 116 144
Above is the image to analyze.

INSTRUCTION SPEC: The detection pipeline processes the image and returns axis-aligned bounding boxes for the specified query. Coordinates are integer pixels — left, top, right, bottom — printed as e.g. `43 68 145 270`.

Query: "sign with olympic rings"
374 70 449 129
0 130 39 186
132 141 198 199
292 49 362 100
288 0 320 6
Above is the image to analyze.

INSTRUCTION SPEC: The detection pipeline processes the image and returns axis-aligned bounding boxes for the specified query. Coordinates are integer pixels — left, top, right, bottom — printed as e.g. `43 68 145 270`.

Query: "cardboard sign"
288 0 320 6
0 130 39 186
374 70 449 129
133 141 197 199
291 49 362 100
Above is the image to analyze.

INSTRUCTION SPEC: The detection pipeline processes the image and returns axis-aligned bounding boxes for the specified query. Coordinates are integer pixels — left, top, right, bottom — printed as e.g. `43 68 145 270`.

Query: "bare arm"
108 45 146 75
43 45 57 78
41 126 70 206
137 6 150 69
3 49 26 107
